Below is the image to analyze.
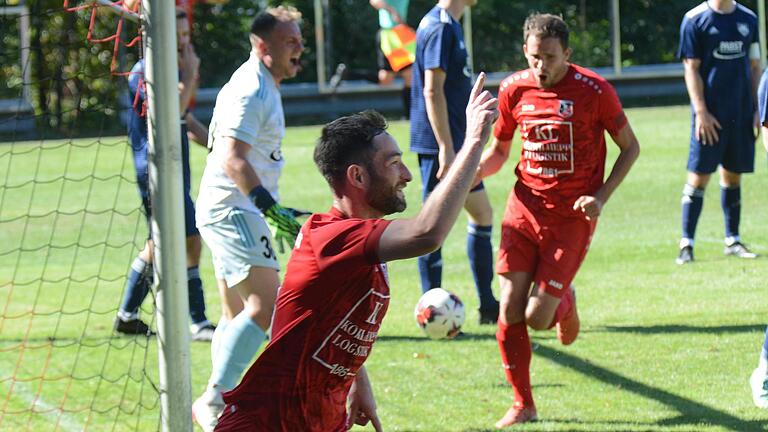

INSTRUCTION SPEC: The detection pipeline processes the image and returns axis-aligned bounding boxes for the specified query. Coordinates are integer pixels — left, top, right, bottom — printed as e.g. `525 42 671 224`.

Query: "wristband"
248 185 276 212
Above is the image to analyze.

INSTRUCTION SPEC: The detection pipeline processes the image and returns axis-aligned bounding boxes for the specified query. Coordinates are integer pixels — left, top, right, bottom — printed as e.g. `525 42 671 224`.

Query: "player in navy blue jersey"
115 9 215 340
410 0 499 324
676 0 761 264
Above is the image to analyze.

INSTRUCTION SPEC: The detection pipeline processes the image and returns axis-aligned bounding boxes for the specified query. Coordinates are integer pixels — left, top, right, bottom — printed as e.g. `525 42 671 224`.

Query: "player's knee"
524 304 554 330
525 313 550 331
468 209 492 227
499 300 524 324
245 303 273 330
466 196 493 225
720 170 741 187
139 244 154 263
686 172 710 189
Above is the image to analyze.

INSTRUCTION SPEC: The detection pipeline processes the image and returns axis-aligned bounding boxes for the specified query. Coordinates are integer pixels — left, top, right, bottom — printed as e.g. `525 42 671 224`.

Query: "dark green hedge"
0 0 759 135
194 0 758 86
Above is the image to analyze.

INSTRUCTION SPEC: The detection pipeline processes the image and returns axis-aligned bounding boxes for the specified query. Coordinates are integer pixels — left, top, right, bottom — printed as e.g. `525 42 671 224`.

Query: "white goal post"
142 1 193 431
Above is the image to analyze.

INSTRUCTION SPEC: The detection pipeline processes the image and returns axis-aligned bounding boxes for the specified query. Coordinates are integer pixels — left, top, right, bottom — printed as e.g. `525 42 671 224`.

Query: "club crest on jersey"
558 100 574 118
737 22 749 37
270 149 283 162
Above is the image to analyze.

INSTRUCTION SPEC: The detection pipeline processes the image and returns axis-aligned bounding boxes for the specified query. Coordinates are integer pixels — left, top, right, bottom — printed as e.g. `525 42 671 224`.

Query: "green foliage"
1 1 141 135
3 0 762 137
620 0 757 66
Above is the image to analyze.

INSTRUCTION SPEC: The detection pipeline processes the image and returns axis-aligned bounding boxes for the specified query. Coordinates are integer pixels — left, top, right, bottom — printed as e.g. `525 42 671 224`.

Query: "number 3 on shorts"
260 235 275 260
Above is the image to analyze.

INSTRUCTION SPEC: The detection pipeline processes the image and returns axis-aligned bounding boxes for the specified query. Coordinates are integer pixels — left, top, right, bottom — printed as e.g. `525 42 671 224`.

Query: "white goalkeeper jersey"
196 53 285 226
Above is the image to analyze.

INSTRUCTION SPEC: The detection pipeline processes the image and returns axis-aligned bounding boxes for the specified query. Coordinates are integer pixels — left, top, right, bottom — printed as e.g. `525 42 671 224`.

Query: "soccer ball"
414 288 465 340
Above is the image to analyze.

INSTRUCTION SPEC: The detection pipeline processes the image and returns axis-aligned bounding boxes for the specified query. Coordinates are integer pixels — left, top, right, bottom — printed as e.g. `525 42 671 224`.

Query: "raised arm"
378 73 498 262
178 42 200 115
369 0 402 24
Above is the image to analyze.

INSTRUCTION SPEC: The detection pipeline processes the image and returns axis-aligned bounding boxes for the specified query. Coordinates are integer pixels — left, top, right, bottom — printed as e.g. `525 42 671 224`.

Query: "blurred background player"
114 8 215 341
409 0 499 324
477 14 639 426
191 6 305 431
676 0 761 265
328 0 415 118
215 74 497 432
749 67 768 409
371 0 413 116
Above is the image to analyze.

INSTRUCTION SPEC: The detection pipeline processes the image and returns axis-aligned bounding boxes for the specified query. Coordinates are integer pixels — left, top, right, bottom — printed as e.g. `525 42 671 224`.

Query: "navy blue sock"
681 184 705 242
187 266 208 325
721 185 741 240
119 257 151 317
467 223 496 309
417 248 442 293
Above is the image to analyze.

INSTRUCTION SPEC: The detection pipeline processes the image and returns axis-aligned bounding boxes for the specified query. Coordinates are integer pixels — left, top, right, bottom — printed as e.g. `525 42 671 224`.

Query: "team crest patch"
558 100 574 118
737 22 749 37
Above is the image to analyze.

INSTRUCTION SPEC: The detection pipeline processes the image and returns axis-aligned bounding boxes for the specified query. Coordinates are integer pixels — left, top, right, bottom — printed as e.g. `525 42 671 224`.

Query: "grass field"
2 104 768 431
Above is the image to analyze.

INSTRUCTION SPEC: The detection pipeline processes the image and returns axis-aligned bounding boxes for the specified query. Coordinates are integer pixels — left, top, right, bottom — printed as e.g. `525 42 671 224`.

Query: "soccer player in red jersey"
476 14 639 427
214 74 498 432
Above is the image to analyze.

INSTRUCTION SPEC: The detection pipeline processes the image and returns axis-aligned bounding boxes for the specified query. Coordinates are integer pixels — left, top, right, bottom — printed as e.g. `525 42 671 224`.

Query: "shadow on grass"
593 324 765 335
376 332 497 342
462 418 672 432
531 344 767 432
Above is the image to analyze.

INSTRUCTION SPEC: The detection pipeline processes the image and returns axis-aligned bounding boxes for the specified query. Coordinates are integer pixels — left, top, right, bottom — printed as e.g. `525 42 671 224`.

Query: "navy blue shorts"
417 154 484 202
687 116 755 174
131 137 198 238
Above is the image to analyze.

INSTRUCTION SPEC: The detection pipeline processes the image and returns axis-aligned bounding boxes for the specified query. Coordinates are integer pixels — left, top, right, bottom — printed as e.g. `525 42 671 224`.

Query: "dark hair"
523 13 569 49
250 5 302 39
314 110 388 191
176 10 187 19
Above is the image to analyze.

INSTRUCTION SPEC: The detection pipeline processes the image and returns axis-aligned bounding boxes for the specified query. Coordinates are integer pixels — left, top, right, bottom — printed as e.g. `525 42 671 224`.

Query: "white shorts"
198 208 279 287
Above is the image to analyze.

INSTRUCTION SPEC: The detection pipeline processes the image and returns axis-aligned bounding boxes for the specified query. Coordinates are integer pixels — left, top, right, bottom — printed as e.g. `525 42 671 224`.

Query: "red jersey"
493 64 627 217
219 208 392 432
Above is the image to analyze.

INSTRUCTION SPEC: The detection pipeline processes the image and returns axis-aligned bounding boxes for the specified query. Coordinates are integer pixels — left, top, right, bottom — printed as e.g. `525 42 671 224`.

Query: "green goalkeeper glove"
249 185 302 253
263 204 302 253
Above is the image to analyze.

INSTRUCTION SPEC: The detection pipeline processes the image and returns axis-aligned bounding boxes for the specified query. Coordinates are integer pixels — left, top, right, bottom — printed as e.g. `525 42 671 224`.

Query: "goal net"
0 1 163 430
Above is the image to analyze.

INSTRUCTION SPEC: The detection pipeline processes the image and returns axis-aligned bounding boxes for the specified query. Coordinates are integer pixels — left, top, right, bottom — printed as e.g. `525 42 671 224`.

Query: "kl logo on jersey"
558 100 574 118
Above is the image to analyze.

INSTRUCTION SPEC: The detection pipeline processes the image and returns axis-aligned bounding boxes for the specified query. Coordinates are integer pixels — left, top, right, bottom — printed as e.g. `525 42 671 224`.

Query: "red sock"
496 321 534 407
548 287 573 329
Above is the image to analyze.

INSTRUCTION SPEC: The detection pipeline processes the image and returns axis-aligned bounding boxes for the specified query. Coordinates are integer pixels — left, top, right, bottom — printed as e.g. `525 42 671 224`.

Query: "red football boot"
494 403 538 428
556 285 579 346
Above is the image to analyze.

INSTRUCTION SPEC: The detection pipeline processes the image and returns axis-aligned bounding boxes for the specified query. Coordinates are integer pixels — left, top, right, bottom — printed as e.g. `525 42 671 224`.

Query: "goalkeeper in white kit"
191 6 306 431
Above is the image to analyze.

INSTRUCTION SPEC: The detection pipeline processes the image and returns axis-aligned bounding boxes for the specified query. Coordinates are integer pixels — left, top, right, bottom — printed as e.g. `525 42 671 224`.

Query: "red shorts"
497 192 597 298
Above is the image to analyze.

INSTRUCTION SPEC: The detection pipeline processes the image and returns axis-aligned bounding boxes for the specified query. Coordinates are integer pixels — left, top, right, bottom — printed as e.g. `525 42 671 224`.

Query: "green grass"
2 105 768 431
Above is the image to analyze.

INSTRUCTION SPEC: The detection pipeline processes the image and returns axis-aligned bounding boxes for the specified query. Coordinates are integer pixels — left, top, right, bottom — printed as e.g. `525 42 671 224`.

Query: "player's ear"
347 164 367 189
250 34 265 54
564 46 572 62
